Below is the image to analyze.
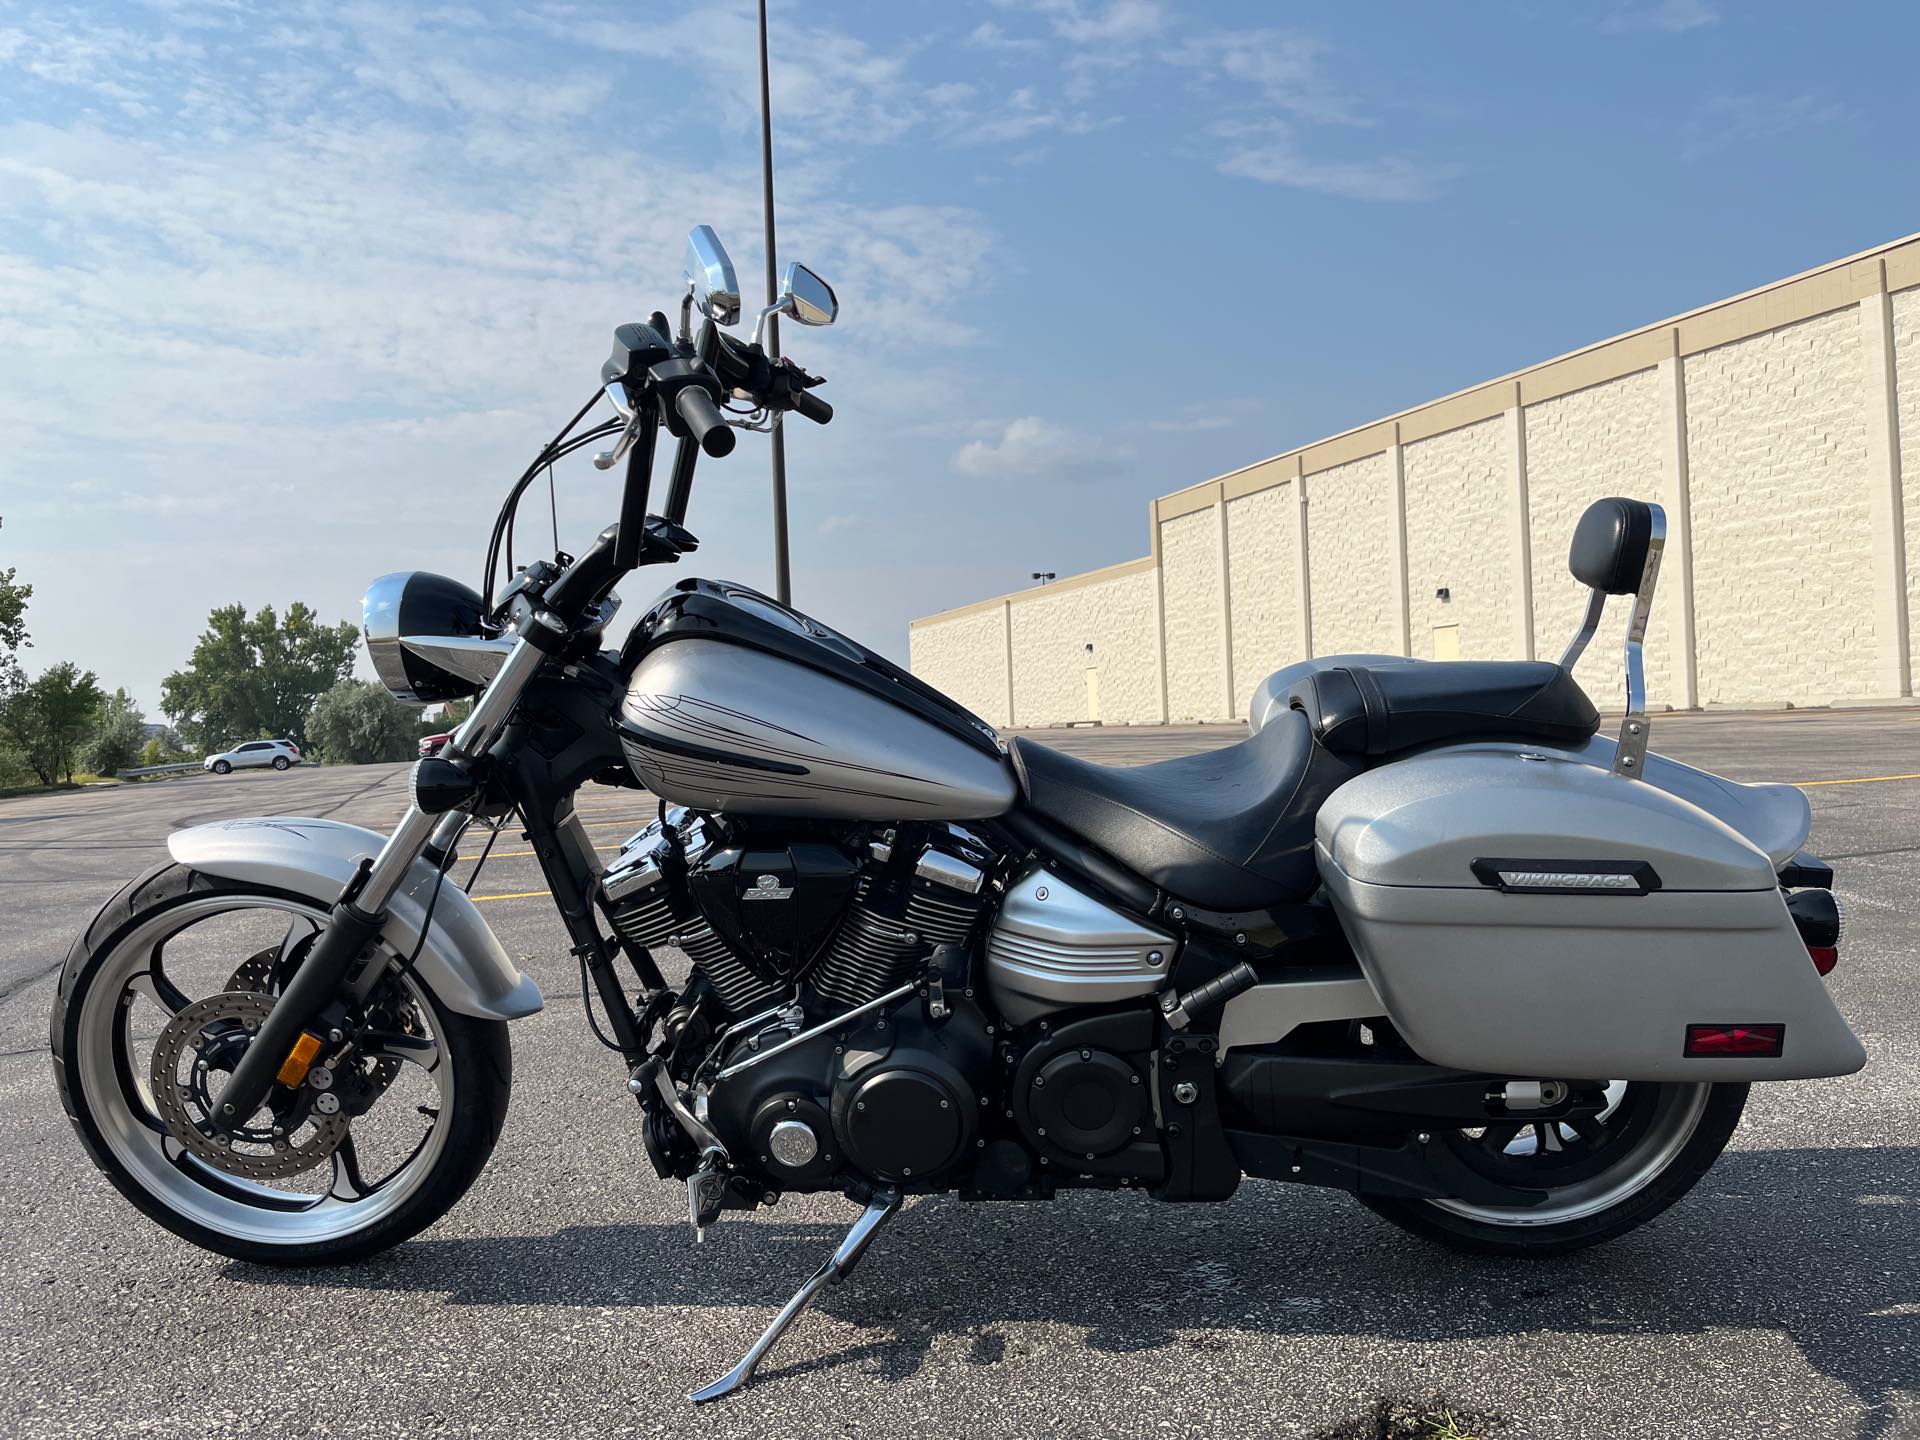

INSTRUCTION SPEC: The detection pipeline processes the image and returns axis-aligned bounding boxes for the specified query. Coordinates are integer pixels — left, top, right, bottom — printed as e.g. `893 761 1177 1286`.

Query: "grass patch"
1311 1396 1505 1440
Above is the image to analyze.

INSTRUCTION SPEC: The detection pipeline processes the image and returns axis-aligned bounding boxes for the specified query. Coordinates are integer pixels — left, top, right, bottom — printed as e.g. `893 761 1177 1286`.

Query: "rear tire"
272 756 290 770
53 862 512 1266
1360 1081 1747 1257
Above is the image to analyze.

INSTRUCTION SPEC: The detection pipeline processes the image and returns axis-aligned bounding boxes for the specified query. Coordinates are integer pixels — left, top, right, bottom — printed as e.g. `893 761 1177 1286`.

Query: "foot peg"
688 1189 902 1404
687 1163 728 1242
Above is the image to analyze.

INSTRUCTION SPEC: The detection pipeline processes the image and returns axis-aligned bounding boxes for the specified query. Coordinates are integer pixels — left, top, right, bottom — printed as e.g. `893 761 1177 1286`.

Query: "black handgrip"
675 385 736 458
790 387 833 425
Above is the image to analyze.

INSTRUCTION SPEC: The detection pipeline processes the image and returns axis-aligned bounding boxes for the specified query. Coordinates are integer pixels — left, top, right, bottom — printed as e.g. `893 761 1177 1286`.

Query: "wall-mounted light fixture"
1435 586 1452 603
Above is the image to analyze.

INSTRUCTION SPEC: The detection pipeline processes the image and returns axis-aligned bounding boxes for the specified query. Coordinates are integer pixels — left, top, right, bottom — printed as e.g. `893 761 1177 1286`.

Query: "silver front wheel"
53 863 511 1265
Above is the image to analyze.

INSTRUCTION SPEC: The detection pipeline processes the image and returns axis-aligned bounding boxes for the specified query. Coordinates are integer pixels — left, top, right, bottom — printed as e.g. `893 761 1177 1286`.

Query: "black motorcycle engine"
703 980 993 1192
602 815 1005 1191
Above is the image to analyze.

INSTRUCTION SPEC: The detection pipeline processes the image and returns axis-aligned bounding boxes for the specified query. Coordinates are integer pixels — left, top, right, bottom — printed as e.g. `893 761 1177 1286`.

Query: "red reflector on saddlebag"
1807 945 1838 976
1685 1024 1785 1058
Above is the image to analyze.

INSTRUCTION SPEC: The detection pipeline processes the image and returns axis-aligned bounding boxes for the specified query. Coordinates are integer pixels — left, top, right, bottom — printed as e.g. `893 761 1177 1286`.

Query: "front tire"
52 863 512 1266
211 760 231 775
1361 1081 1747 1257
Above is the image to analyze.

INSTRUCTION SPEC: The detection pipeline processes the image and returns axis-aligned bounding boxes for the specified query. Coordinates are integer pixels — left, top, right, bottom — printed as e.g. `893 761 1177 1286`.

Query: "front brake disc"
149 991 347 1182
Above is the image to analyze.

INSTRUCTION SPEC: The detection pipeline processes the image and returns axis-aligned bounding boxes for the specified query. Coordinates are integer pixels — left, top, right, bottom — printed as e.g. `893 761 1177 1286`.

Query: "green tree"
161 602 358 753
0 662 106 785
305 679 424 765
85 688 147 777
0 514 29 662
139 731 189 768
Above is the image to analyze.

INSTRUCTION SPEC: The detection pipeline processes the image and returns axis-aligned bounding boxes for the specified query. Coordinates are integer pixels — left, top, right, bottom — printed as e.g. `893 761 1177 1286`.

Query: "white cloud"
951 416 1126 481
1678 91 1847 160
1170 29 1363 128
1213 121 1458 202
965 22 1042 55
1602 0 1718 35
1050 0 1165 46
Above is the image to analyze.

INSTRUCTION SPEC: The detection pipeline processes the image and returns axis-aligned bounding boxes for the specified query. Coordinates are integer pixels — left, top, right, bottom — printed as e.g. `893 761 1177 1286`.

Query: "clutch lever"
594 381 645 470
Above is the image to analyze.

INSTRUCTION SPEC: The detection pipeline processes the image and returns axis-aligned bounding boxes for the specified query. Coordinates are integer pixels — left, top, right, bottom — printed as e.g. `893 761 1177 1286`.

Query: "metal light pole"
757 0 791 604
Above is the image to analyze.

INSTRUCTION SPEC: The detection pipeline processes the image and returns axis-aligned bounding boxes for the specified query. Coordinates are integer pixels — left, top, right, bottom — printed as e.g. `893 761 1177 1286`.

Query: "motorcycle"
52 225 1865 1404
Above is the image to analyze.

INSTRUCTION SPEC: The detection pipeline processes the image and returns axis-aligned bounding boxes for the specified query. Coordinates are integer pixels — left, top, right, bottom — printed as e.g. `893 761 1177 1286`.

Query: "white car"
204 739 302 775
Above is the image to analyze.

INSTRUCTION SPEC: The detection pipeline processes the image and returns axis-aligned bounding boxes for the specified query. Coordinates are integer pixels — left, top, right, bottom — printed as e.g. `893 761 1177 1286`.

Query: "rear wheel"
1361 1081 1747 1256
271 756 290 770
53 863 511 1266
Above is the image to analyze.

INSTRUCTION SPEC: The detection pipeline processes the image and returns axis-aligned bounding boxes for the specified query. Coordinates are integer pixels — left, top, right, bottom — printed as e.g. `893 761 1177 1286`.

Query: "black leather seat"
1008 709 1361 911
1286 660 1599 758
1010 661 1601 911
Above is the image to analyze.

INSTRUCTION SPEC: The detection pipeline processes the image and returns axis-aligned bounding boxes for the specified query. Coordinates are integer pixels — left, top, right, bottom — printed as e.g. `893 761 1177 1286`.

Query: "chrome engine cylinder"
601 816 782 1016
809 838 988 1010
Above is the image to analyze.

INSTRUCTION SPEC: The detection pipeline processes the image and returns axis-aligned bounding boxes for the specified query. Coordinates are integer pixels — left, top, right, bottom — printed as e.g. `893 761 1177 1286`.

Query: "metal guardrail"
117 762 204 778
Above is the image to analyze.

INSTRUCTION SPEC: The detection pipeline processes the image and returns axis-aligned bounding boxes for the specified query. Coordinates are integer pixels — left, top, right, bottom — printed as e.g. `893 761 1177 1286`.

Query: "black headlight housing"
362 572 490 703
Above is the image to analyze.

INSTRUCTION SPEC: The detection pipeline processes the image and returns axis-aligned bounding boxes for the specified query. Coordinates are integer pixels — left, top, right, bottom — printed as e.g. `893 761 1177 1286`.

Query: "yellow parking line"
470 889 553 904
1793 771 1920 788
485 845 624 859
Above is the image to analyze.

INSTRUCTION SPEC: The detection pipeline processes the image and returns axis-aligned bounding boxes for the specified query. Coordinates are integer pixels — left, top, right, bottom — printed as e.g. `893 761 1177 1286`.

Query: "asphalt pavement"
1 710 1915 1438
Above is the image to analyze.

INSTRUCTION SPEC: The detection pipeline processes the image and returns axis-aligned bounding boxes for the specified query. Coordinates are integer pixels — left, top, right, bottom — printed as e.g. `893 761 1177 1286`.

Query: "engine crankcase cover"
832 1062 974 1185
1012 1010 1165 1184
1029 1048 1149 1158
825 1001 991 1188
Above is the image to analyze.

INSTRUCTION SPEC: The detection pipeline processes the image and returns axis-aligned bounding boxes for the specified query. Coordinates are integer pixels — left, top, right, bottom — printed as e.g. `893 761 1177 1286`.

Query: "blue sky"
3 0 1917 714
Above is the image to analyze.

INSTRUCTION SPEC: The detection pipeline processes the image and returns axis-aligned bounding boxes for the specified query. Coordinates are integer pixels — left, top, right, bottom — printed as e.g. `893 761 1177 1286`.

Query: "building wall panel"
1402 418 1517 660
1891 285 1920 655
1159 508 1223 722
1006 568 1162 726
1227 483 1301 716
1305 453 1396 662
907 606 1007 726
1685 308 1875 706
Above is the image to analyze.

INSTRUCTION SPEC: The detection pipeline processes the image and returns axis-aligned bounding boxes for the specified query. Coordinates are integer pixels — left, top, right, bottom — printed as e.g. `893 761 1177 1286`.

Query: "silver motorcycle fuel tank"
618 580 1017 820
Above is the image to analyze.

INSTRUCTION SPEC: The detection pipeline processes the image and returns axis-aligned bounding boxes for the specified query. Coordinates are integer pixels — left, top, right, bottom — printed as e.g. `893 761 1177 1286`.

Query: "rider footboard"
1314 747 1866 1082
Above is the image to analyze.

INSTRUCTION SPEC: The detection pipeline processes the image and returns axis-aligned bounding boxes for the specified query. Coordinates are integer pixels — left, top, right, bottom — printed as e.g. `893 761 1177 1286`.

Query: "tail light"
1785 890 1843 976
1685 1023 1785 1058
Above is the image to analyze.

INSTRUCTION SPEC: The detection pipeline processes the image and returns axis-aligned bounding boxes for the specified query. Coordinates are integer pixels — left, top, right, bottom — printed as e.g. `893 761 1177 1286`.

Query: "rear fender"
167 816 542 1021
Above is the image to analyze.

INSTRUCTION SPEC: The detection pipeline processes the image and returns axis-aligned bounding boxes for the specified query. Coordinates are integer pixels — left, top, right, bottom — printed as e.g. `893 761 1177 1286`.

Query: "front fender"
168 816 543 1021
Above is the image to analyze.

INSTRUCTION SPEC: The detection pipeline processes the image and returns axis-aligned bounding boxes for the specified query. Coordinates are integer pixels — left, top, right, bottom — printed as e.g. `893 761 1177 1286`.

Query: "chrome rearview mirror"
751 262 838 348
781 263 837 327
684 226 741 327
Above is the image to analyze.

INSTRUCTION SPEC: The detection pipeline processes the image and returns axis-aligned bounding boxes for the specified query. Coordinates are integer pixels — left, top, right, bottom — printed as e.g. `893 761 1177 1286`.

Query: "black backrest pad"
1568 496 1654 595
1288 661 1600 757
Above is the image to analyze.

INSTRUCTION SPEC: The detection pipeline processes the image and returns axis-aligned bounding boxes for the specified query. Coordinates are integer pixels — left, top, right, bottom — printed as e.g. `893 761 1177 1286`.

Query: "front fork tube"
210 632 552 1131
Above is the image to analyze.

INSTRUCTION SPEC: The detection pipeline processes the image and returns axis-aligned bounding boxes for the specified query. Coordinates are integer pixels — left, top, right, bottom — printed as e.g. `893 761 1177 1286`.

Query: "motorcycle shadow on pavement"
230 1144 1916 1431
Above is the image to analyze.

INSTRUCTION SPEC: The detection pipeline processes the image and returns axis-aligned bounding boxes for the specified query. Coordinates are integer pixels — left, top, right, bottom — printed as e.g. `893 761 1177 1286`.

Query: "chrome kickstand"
688 1189 902 1404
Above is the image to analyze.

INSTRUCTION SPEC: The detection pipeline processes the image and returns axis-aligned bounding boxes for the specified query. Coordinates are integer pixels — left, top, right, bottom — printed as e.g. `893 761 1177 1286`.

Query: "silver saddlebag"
1315 747 1866 1082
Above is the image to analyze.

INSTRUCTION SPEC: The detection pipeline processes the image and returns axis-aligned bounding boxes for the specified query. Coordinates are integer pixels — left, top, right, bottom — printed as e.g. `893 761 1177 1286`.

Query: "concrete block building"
909 233 1920 726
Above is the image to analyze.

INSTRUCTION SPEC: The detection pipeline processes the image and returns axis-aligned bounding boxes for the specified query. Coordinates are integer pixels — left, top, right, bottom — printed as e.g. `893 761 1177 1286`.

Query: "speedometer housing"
362 571 490 702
